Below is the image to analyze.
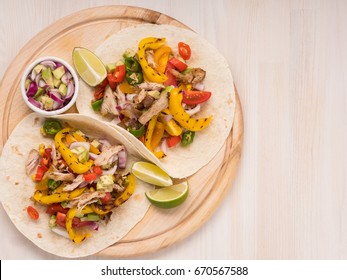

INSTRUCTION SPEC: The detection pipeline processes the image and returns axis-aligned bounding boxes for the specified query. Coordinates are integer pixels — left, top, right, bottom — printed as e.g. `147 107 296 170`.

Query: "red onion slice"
194 82 205 91
118 149 127 169
99 139 111 151
102 164 118 175
40 60 56 69
35 73 42 85
38 79 47 88
28 97 42 108
160 139 168 155
89 152 99 160
69 141 90 151
185 104 201 116
26 82 38 97
30 69 37 81
65 81 75 99
48 90 64 104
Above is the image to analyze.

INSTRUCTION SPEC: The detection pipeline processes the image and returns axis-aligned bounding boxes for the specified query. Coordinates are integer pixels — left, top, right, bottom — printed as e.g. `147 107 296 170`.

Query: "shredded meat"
94 145 124 166
69 191 106 211
26 149 39 175
100 87 118 116
63 175 85 191
138 91 168 125
48 172 75 182
170 67 206 84
137 82 165 91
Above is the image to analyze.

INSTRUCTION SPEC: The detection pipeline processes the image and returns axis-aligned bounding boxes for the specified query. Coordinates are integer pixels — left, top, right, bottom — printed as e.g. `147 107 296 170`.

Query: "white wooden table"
0 0 346 260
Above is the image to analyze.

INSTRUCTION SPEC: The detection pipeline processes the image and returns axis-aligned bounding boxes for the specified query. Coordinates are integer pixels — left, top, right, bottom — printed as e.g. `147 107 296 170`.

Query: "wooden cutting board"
0 5 243 257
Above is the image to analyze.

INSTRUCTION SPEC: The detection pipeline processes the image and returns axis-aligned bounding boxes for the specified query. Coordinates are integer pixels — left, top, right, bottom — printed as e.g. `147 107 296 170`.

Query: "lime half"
132 161 172 187
72 47 107 87
146 181 189 208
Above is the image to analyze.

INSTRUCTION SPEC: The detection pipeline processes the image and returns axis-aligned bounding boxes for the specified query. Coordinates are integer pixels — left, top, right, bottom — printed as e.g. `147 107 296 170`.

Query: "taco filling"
88 37 213 159
27 119 136 243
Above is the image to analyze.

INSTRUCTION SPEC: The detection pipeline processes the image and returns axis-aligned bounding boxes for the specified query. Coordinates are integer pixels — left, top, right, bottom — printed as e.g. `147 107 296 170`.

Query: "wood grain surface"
1 0 347 260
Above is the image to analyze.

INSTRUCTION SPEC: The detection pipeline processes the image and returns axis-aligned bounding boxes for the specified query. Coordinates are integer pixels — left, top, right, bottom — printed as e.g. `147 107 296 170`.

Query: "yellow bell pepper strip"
80 205 94 215
138 37 167 83
33 187 86 204
154 45 172 73
54 128 93 174
119 81 135 94
160 110 183 136
151 121 165 150
66 207 91 243
114 174 136 207
169 88 212 131
144 115 158 150
153 150 166 159
91 203 112 215
65 134 77 146
71 131 86 142
89 144 100 155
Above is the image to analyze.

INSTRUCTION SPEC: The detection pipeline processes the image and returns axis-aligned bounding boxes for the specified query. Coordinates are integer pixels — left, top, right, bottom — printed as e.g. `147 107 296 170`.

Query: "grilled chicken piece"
94 145 124 166
142 95 155 108
139 91 168 125
26 149 40 175
120 103 141 119
170 67 206 84
48 172 75 182
70 191 106 211
63 175 85 192
146 50 156 68
100 87 118 116
115 85 126 105
137 82 165 91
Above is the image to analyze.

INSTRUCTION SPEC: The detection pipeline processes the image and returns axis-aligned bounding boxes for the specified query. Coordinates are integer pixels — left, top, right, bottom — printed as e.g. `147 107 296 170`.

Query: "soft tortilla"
0 113 152 258
77 24 236 179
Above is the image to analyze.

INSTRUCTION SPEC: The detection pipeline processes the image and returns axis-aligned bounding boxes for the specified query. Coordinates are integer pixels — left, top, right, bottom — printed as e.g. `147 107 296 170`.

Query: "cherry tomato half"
166 135 181 148
27 206 39 220
169 58 188 72
178 42 191 60
182 90 212 105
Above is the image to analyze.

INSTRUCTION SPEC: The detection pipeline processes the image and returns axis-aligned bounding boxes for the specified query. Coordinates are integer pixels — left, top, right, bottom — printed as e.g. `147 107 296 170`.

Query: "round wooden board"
0 5 243 258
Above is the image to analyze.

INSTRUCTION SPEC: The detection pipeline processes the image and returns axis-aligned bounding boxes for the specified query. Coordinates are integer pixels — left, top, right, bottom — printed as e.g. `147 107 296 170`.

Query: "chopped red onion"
118 149 127 169
89 152 99 160
194 82 205 91
48 90 64 104
38 79 47 88
51 226 69 239
160 139 168 155
26 82 38 97
40 60 56 69
69 141 90 151
102 164 118 175
28 97 42 108
30 69 37 81
65 81 74 99
99 139 111 151
35 73 42 85
185 104 201 116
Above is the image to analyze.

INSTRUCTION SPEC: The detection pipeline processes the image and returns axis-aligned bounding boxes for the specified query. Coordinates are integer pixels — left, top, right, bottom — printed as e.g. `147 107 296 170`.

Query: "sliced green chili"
181 131 195 146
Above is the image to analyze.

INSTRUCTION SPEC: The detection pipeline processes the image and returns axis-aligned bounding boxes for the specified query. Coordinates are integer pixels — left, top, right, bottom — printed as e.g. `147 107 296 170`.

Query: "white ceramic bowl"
20 56 79 115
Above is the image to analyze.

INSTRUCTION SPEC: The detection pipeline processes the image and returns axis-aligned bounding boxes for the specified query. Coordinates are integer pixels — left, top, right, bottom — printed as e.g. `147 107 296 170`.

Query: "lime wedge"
72 47 107 87
132 161 172 187
146 181 189 208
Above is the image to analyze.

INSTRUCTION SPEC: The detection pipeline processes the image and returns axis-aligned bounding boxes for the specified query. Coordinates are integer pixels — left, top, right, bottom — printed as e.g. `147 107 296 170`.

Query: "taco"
76 24 235 179
0 113 152 258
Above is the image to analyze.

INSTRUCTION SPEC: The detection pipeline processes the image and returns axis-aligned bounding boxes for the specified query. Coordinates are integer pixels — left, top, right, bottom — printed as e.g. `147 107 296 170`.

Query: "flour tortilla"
77 24 235 179
0 113 152 258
